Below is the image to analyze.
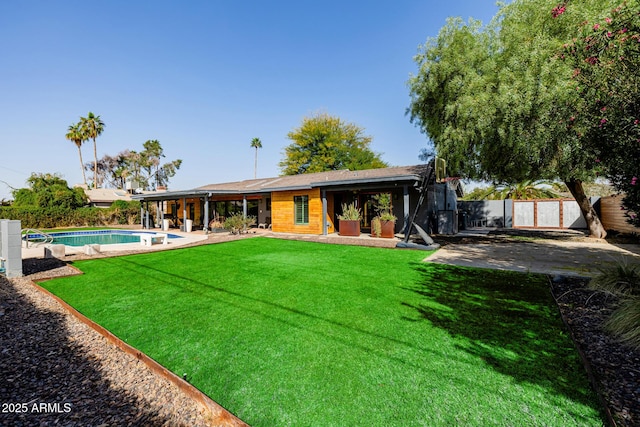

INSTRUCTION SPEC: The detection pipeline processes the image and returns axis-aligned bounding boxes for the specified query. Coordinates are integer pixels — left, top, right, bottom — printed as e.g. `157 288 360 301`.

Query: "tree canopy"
66 111 182 192
561 1 640 226
93 140 182 191
462 180 562 201
407 0 631 237
12 173 86 209
280 113 388 175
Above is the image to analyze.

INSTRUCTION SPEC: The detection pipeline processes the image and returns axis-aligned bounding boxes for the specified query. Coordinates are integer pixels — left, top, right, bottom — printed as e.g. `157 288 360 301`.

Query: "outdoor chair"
258 216 271 229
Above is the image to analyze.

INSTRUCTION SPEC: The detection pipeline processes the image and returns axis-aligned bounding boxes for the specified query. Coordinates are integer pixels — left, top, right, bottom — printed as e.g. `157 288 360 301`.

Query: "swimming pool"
24 230 182 247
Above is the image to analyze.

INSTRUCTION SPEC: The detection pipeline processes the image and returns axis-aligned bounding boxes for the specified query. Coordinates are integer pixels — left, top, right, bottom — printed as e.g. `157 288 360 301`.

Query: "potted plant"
371 216 382 238
373 193 397 238
338 202 362 236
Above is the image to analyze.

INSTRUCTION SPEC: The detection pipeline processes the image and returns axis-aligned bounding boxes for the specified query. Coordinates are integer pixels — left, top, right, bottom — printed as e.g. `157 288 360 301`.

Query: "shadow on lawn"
404 263 599 409
0 277 180 426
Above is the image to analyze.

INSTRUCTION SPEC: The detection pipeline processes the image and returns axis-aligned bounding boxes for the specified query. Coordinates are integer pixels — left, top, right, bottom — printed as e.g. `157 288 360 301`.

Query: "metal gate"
512 199 586 229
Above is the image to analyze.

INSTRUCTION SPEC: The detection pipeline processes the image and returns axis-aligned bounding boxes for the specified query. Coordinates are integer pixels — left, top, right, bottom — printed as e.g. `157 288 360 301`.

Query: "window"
294 195 309 225
266 197 271 211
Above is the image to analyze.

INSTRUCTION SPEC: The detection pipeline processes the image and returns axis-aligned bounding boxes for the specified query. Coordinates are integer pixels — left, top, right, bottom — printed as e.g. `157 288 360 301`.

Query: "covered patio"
133 165 462 237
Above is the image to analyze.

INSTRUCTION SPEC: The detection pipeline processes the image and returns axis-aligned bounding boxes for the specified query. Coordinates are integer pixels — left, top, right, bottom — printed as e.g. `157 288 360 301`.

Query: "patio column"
203 195 210 233
403 185 410 234
146 201 150 229
140 206 144 229
243 195 247 218
182 197 187 230
159 201 164 225
321 189 328 235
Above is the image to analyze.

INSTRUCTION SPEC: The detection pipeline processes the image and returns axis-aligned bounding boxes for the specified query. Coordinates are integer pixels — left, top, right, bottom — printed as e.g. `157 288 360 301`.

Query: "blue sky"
0 1 502 201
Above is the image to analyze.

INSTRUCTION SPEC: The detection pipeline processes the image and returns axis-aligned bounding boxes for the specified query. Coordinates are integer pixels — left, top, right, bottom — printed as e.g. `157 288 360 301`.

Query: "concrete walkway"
425 236 640 278
20 226 640 279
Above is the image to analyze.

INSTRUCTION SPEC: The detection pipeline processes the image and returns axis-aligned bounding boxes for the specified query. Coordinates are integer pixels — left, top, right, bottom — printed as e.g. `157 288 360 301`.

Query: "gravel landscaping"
2 230 639 426
0 258 245 427
552 276 640 426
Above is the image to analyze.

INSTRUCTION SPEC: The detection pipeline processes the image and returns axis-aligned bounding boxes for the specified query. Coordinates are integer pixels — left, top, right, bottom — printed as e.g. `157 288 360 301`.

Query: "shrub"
0 204 140 229
604 298 640 350
224 213 256 234
589 259 640 349
110 200 141 224
589 260 640 298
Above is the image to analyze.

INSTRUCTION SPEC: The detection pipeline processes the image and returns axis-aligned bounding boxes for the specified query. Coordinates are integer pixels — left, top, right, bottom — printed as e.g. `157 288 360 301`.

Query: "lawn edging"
549 275 617 427
30 275 249 427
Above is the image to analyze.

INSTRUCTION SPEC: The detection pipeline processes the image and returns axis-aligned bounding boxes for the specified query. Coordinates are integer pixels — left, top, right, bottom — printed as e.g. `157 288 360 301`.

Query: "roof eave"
312 175 421 188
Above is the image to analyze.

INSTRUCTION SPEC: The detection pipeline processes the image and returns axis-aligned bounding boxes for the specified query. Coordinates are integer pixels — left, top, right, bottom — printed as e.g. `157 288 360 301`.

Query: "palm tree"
80 112 105 188
482 180 561 200
250 137 262 179
65 122 88 186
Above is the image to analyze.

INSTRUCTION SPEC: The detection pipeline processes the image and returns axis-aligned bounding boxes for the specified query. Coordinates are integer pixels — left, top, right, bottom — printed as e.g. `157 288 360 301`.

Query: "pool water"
24 230 181 247
52 233 143 246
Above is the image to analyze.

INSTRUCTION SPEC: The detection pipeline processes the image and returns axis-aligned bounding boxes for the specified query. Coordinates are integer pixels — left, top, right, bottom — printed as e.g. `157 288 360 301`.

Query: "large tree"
80 112 105 189
137 139 182 190
88 150 131 190
65 122 88 187
12 173 86 209
408 0 621 237
90 141 182 191
561 1 640 227
280 113 388 175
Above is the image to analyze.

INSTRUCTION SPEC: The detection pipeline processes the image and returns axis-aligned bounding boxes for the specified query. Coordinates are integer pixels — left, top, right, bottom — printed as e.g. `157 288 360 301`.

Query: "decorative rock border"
33 277 248 427
1 264 248 427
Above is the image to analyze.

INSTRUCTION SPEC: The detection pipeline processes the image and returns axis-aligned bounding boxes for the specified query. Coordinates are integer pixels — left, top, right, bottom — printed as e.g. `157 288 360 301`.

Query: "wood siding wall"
600 195 640 234
272 188 334 234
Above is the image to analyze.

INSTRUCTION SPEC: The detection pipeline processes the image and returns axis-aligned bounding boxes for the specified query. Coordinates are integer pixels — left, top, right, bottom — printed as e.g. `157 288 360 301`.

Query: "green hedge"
0 204 141 229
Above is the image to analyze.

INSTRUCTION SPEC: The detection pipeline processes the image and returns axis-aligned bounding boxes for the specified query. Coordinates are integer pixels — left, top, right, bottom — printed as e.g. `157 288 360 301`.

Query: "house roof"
132 165 429 202
196 165 428 192
84 188 133 204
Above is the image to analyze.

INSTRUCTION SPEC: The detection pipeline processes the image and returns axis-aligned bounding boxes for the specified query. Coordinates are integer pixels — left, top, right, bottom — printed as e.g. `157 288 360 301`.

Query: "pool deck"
21 228 210 259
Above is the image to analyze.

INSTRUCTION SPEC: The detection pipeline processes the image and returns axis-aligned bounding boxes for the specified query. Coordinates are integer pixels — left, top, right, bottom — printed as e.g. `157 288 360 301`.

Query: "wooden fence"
600 195 639 234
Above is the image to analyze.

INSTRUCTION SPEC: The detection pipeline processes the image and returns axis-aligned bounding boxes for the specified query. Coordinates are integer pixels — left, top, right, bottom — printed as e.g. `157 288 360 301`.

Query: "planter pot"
339 220 361 236
380 220 396 238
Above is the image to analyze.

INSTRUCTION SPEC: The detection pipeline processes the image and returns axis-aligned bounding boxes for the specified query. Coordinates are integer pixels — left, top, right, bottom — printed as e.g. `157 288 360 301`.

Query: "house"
132 164 463 236
83 188 135 208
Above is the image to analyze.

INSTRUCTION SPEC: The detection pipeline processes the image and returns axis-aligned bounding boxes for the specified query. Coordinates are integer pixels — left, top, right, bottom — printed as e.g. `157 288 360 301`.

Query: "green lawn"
40 238 603 426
